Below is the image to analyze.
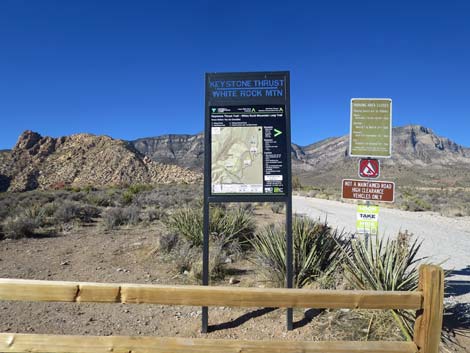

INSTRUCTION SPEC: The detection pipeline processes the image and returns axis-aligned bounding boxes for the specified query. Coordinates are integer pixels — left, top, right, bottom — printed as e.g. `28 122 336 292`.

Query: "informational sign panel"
356 204 379 235
203 71 294 332
358 158 380 178
206 72 290 196
350 98 392 158
342 179 395 202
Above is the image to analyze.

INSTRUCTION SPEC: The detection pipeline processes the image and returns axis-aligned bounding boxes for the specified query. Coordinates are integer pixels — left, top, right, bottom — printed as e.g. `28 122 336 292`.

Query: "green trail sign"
356 204 379 236
350 98 392 158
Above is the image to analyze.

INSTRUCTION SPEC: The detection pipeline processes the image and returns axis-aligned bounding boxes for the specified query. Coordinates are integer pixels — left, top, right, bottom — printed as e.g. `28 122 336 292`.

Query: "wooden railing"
0 264 444 353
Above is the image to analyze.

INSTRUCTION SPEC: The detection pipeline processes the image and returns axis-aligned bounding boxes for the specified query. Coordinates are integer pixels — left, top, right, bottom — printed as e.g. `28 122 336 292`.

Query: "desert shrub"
120 184 154 206
270 203 285 214
43 202 59 217
53 201 100 223
23 205 47 226
0 200 12 222
158 233 180 253
86 191 112 207
292 176 302 190
339 231 424 340
168 236 227 280
250 216 346 288
102 208 126 230
143 207 165 222
102 206 141 230
123 206 140 225
128 184 153 194
189 236 227 280
402 196 431 212
166 205 254 247
121 190 134 205
3 214 40 239
133 185 200 209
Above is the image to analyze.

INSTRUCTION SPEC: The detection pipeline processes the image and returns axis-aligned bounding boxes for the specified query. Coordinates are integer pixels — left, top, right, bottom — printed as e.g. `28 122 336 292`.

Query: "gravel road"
293 196 470 304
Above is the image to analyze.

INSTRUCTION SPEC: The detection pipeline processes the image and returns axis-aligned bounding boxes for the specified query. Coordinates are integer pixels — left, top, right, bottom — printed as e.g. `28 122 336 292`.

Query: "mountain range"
1 125 469 192
131 125 470 189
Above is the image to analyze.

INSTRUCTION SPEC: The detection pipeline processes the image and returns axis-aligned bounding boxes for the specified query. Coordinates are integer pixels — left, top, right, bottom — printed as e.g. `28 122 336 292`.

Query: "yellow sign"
356 204 379 235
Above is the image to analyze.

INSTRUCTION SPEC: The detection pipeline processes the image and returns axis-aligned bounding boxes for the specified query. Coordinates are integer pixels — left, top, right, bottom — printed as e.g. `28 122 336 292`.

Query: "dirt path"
293 196 470 305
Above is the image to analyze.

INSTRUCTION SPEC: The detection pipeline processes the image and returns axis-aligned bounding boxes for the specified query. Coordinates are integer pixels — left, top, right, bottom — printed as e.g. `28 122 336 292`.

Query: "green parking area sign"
350 98 392 158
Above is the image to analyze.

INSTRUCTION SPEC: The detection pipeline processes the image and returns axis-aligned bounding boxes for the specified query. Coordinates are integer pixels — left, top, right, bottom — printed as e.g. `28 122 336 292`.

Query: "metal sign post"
203 71 293 333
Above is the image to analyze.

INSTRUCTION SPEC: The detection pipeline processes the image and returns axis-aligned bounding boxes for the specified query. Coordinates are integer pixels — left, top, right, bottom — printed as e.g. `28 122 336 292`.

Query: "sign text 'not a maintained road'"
342 179 395 203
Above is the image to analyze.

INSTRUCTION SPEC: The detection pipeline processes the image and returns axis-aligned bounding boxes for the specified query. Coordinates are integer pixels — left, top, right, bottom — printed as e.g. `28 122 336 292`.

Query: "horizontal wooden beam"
0 278 423 309
0 333 418 353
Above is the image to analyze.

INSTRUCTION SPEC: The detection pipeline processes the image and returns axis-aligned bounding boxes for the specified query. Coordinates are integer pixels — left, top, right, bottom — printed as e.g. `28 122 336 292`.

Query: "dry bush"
3 214 40 239
168 236 228 281
102 206 141 230
53 200 100 224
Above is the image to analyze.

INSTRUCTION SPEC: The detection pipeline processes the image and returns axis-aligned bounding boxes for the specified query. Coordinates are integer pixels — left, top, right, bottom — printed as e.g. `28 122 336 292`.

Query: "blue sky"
1 0 469 149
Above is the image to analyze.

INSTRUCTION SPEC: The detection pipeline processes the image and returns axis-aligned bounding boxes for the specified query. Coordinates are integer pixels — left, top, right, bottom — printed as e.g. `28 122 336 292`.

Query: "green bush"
339 231 424 340
166 205 254 247
121 190 134 205
250 216 346 288
87 192 112 207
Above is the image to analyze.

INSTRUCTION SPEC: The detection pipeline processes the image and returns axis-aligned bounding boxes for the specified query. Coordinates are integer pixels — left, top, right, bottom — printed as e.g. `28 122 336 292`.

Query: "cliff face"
132 134 204 171
0 131 201 192
131 125 470 171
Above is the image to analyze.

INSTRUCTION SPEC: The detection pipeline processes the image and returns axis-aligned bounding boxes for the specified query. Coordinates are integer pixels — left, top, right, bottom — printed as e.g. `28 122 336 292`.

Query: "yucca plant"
166 204 254 247
250 216 346 288
340 231 425 340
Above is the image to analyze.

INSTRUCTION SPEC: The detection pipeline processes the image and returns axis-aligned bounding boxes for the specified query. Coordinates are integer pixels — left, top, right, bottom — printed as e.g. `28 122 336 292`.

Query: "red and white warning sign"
358 159 380 179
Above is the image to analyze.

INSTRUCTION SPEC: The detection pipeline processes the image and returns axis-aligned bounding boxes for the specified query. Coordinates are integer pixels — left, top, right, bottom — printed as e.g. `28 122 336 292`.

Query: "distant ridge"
131 125 470 166
130 125 470 188
1 125 469 193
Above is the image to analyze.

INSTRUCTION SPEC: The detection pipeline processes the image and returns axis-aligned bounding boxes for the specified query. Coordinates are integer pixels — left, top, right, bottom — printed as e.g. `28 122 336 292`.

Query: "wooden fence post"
413 265 444 353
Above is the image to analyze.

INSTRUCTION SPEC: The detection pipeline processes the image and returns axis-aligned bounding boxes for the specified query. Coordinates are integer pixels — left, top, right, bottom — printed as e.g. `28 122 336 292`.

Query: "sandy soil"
0 222 401 342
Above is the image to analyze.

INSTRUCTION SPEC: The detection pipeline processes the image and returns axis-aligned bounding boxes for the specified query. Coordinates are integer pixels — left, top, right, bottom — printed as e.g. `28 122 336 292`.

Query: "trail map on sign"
209 104 288 195
211 126 263 193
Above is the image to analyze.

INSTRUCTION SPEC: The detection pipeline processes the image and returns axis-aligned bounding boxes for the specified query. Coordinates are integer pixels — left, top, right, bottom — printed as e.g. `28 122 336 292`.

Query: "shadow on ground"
208 307 323 332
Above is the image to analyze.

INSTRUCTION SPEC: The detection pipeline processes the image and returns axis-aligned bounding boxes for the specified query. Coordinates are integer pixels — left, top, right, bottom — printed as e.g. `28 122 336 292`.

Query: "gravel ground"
293 196 470 306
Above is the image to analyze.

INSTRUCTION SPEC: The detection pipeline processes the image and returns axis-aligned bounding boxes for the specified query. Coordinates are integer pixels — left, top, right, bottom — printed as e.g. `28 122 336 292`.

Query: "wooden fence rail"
0 264 444 353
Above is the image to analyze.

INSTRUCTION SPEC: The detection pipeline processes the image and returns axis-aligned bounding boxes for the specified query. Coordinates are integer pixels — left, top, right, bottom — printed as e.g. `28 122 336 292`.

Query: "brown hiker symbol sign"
359 159 380 178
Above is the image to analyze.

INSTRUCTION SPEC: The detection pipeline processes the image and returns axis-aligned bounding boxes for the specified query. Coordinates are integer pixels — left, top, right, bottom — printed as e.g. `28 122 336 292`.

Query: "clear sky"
1 0 469 149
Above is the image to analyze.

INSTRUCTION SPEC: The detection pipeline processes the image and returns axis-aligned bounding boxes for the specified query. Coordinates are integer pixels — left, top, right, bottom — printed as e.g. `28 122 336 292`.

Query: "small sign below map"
356 204 379 235
358 158 380 178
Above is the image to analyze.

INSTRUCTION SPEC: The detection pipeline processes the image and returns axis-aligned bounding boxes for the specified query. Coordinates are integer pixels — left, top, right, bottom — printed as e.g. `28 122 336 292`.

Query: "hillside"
131 125 470 188
0 131 201 192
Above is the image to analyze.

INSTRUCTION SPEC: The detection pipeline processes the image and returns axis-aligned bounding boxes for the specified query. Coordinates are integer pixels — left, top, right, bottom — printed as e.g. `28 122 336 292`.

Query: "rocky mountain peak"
1 131 202 192
14 130 43 150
